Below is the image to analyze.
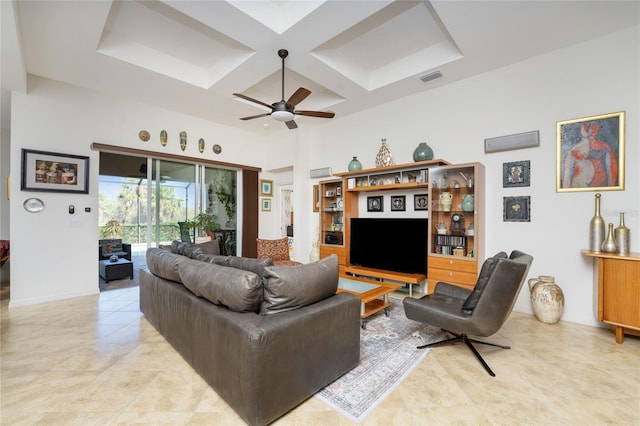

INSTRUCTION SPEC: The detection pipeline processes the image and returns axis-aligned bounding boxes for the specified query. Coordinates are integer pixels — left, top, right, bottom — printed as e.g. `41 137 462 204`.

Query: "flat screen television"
350 218 428 275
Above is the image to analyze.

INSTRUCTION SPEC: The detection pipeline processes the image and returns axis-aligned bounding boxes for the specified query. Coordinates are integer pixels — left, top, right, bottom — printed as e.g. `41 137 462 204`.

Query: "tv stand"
344 265 426 297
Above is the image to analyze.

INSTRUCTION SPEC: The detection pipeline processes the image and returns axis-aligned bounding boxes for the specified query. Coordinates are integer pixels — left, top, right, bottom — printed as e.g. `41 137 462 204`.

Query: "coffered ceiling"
2 1 638 134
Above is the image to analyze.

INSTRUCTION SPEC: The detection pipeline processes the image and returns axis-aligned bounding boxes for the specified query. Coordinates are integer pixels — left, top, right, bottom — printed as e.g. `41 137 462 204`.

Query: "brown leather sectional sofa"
140 247 360 425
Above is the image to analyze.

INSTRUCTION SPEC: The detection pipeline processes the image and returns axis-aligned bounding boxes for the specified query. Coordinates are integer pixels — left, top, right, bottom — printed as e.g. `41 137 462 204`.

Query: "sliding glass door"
99 153 238 254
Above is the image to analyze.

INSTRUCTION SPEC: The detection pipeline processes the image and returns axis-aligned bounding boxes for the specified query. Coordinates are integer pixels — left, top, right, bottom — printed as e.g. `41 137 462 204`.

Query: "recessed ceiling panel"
312 1 461 90
226 0 326 35
97 0 253 89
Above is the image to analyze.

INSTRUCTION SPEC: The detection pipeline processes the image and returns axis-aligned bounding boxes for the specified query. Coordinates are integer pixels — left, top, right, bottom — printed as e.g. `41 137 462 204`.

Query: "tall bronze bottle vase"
615 212 630 255
589 193 605 252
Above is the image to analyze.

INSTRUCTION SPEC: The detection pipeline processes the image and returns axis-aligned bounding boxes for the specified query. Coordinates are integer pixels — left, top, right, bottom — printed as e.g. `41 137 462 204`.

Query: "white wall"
294 26 639 327
9 77 268 307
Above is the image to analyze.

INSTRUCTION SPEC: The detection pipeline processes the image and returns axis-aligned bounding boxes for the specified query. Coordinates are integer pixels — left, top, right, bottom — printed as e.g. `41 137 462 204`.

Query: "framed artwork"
21 149 90 194
503 196 530 222
261 198 271 212
556 111 625 192
260 179 273 196
390 195 406 212
414 194 428 210
312 185 320 212
367 196 383 212
503 160 530 187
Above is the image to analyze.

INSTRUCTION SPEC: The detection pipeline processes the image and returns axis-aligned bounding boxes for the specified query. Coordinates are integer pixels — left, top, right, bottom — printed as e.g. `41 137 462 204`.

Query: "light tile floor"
1 286 639 425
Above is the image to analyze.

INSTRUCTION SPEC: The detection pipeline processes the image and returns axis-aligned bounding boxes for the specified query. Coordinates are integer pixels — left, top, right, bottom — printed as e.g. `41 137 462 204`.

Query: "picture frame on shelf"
414 194 428 211
503 196 530 222
503 160 530 187
21 149 90 194
390 195 406 212
261 198 271 212
367 196 383 212
260 179 274 196
556 111 625 192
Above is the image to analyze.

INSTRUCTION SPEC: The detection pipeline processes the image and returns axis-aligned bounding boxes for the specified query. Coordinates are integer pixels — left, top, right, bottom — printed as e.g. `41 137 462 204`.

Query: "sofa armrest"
433 281 473 300
122 243 132 260
190 292 361 426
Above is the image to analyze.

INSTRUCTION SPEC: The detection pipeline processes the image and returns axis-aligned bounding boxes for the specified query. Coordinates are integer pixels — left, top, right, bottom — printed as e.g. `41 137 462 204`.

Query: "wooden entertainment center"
319 159 485 296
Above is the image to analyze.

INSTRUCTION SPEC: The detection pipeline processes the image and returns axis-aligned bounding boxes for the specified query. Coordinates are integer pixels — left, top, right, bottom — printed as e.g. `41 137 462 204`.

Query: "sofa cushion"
198 255 274 279
146 247 190 283
170 239 220 257
178 260 263 313
462 251 508 313
261 254 339 315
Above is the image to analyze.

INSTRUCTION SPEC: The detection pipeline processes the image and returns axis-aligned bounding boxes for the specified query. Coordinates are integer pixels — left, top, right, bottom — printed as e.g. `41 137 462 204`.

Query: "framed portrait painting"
556 111 625 192
260 179 273 196
21 149 89 194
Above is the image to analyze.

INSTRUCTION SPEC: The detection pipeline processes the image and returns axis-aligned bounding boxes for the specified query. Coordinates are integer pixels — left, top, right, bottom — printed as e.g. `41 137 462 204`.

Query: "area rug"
315 297 443 423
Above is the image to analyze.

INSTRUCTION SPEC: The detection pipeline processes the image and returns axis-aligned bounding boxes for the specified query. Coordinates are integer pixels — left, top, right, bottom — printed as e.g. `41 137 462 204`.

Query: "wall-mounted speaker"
309 167 332 178
484 130 540 153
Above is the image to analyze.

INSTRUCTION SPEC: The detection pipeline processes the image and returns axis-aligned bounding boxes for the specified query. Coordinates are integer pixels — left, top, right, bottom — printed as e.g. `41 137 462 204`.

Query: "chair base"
417 331 510 377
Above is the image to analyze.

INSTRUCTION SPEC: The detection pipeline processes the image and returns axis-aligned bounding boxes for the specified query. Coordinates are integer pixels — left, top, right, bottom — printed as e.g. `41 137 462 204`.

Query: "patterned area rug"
316 297 443 423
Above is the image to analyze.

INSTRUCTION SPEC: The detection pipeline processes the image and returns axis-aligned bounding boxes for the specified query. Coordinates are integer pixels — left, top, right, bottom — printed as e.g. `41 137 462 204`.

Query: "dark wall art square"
390 195 405 211
503 160 530 187
503 196 531 222
367 196 383 212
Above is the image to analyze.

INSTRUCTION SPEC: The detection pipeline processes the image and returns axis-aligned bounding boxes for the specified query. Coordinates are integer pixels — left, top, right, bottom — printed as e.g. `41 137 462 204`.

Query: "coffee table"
99 258 133 283
337 276 401 328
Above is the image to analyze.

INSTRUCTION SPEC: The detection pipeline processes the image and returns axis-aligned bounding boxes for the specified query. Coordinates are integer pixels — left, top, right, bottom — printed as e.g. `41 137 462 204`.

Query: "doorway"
98 152 240 289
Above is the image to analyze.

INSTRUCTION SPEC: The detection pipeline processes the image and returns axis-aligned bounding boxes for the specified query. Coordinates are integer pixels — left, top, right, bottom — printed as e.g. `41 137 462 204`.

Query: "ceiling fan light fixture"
271 110 294 122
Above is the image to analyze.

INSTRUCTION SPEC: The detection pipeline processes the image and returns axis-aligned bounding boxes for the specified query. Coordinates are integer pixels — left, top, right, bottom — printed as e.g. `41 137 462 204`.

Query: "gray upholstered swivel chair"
403 250 533 376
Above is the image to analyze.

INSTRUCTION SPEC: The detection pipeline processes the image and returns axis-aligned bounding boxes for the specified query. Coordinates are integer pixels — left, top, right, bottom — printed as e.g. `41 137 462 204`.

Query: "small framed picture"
261 198 271 212
390 195 405 211
503 160 530 187
325 190 335 197
21 149 90 194
367 196 383 212
260 179 273 196
414 194 428 211
503 196 530 222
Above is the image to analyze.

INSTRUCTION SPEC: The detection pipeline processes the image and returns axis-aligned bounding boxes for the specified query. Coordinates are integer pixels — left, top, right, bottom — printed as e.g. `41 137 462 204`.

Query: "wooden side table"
582 250 640 343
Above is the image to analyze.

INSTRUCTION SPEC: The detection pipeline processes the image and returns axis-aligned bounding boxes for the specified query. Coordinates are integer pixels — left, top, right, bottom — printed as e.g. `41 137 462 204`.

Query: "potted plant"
184 209 220 238
102 219 122 239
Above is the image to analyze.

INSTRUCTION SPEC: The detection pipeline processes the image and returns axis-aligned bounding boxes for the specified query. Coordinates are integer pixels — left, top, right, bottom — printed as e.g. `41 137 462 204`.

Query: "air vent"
419 71 443 83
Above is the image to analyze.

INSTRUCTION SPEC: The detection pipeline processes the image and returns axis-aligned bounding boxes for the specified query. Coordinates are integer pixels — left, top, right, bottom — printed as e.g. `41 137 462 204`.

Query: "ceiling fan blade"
286 88 311 107
285 120 298 129
295 110 335 119
240 113 271 121
233 93 274 110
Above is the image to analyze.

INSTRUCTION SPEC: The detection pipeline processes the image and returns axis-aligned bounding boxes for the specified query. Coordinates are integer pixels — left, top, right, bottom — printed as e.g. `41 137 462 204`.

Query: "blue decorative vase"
413 142 434 162
348 156 362 171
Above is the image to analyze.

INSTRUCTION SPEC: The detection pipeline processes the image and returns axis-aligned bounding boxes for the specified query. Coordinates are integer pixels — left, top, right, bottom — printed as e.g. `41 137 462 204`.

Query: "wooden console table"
582 250 640 343
344 265 426 298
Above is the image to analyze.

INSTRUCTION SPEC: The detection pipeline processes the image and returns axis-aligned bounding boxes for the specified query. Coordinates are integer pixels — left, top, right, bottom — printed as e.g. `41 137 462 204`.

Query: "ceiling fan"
233 49 335 129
